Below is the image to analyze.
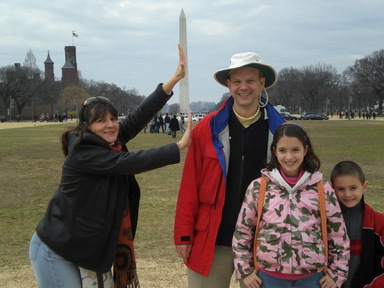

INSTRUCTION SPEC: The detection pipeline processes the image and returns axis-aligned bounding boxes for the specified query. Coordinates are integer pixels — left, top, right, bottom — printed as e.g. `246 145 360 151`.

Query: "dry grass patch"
0 119 383 287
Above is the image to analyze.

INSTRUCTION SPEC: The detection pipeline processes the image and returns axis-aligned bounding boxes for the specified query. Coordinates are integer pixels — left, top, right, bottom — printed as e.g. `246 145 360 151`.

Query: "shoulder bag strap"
253 176 268 273
252 178 327 274
317 180 328 274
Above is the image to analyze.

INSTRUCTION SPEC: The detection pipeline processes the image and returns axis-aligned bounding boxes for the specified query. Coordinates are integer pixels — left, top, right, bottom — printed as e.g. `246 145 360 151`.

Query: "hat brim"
214 63 277 89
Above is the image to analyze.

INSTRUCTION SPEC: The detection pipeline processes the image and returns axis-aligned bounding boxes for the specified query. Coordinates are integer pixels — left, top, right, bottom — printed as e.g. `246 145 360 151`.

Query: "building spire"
44 50 54 82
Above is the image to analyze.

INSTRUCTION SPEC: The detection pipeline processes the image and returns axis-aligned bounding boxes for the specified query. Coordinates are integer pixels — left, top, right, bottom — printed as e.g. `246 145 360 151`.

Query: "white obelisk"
179 9 190 113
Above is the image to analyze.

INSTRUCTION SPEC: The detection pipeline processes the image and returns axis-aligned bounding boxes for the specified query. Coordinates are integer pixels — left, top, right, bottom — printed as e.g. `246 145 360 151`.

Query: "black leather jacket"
36 84 180 273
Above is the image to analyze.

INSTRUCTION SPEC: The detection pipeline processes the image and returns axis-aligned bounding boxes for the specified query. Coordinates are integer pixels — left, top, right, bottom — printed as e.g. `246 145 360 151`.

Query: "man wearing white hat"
174 52 285 287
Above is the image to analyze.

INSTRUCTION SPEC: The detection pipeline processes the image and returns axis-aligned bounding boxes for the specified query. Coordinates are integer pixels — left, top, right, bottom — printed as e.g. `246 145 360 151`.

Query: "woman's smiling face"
88 111 119 144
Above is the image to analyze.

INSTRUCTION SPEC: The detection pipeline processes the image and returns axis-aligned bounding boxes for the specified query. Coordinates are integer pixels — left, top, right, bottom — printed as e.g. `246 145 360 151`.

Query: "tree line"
216 49 384 116
0 49 145 121
1 48 383 121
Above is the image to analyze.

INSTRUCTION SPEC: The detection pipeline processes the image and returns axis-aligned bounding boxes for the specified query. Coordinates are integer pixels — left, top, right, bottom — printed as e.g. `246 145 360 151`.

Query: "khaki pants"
187 246 244 288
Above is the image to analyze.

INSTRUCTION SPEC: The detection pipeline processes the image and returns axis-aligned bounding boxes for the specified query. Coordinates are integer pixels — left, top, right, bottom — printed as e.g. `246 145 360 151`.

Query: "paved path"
0 121 74 130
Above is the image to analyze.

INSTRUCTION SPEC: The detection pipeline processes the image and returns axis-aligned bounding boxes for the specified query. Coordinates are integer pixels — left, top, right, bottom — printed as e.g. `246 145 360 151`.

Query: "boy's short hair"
330 161 366 185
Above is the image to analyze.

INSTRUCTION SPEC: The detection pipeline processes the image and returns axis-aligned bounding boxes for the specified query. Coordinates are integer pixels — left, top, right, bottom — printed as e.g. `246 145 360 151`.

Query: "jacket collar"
210 97 285 180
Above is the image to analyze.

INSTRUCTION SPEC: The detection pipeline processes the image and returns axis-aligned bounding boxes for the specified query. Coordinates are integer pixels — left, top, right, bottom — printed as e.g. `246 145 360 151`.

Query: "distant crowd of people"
33 113 73 123
144 112 186 138
327 110 377 119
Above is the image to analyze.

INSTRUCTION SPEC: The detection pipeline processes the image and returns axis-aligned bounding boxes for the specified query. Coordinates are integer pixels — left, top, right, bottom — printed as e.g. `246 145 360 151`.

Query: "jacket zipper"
289 191 293 273
237 129 245 206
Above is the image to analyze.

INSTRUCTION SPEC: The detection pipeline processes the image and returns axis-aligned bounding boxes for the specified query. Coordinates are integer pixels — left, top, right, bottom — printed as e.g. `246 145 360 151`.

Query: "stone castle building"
44 46 79 85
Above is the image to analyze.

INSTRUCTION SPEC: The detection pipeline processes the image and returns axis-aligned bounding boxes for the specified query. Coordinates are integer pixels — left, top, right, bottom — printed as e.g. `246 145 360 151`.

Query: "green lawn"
0 119 383 271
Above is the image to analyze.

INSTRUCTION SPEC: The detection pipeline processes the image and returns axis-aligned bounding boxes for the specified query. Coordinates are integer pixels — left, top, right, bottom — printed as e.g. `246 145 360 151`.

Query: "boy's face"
333 175 368 208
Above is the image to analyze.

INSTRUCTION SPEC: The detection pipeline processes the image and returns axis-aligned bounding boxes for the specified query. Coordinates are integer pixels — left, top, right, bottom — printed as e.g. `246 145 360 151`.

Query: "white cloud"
192 19 235 36
1 0 384 104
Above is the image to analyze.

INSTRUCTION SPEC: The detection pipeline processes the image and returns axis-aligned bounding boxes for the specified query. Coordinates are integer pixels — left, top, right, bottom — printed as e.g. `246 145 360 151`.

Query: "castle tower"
44 51 54 82
179 9 190 113
64 46 77 69
61 46 79 85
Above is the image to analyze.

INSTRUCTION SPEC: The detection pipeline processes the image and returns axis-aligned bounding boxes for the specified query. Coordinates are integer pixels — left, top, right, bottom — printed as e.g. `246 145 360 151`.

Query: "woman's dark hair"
61 97 118 156
265 123 321 173
330 161 366 186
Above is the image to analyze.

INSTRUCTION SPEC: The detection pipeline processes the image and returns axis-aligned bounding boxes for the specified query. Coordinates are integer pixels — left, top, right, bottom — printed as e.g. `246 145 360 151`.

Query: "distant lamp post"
32 101 35 122
325 98 330 115
74 96 78 122
358 90 361 113
65 96 68 119
9 97 14 122
347 96 352 120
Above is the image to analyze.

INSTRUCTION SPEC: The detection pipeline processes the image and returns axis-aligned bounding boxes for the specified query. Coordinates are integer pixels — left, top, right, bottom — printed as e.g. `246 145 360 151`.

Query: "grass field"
0 119 383 287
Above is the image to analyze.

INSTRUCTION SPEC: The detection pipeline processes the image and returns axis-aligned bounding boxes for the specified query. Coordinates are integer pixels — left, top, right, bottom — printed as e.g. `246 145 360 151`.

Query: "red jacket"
351 201 384 287
174 97 284 276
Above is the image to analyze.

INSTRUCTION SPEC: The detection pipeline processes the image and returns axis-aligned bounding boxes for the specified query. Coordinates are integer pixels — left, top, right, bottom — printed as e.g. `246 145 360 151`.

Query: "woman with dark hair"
29 45 192 288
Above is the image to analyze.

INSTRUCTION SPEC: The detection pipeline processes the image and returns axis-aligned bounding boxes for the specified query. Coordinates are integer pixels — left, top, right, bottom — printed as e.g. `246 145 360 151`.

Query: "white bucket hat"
214 52 277 89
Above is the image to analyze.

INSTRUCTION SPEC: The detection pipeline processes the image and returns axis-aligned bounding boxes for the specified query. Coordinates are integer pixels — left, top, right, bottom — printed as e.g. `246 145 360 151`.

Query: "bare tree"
168 103 180 115
24 49 38 78
270 67 301 113
345 49 384 115
0 50 50 120
0 64 43 119
81 79 145 115
58 86 89 118
296 64 340 113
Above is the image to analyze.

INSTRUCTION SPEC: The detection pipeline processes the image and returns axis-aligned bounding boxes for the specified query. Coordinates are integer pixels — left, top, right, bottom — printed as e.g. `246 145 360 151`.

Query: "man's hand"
175 244 191 264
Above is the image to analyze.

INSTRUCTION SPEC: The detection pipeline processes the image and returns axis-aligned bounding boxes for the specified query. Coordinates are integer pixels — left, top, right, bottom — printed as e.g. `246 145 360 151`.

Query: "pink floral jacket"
232 169 350 287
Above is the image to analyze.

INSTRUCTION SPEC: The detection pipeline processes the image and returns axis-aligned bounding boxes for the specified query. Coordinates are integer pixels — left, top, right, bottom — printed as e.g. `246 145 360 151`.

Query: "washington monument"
179 9 190 113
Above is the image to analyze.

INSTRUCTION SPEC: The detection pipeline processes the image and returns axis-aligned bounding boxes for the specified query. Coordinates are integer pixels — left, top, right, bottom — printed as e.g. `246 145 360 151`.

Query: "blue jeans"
29 233 82 288
180 122 185 132
258 270 323 288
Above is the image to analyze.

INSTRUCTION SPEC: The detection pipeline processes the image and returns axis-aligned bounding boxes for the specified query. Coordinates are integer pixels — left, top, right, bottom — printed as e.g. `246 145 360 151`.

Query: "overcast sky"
1 0 383 104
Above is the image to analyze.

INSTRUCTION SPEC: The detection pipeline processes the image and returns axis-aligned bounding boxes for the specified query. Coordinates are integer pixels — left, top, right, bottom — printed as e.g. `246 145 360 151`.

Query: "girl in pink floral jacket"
233 123 350 288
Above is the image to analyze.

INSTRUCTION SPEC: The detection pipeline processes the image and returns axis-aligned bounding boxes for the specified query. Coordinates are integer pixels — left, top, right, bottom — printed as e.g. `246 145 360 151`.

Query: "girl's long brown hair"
266 123 321 173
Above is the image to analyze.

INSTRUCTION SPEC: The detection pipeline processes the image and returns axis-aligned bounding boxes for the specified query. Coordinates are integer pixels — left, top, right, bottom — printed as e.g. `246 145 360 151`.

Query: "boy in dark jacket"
331 161 384 288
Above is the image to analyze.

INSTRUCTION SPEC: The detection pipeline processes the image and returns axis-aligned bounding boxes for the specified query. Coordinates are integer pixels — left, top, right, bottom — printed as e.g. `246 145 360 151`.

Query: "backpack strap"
253 176 268 273
252 177 328 274
317 180 328 274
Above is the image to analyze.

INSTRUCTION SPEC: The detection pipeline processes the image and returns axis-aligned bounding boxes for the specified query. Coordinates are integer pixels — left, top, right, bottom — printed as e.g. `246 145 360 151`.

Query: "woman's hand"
172 44 186 82
242 271 262 288
177 112 192 151
162 44 186 94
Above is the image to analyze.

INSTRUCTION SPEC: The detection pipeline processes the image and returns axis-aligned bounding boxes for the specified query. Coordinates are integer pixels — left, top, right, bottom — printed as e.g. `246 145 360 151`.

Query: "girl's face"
333 175 367 208
274 136 308 177
88 111 119 144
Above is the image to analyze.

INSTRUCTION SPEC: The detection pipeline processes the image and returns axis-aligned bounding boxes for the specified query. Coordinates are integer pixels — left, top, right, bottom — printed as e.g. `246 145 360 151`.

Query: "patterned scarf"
110 141 140 288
